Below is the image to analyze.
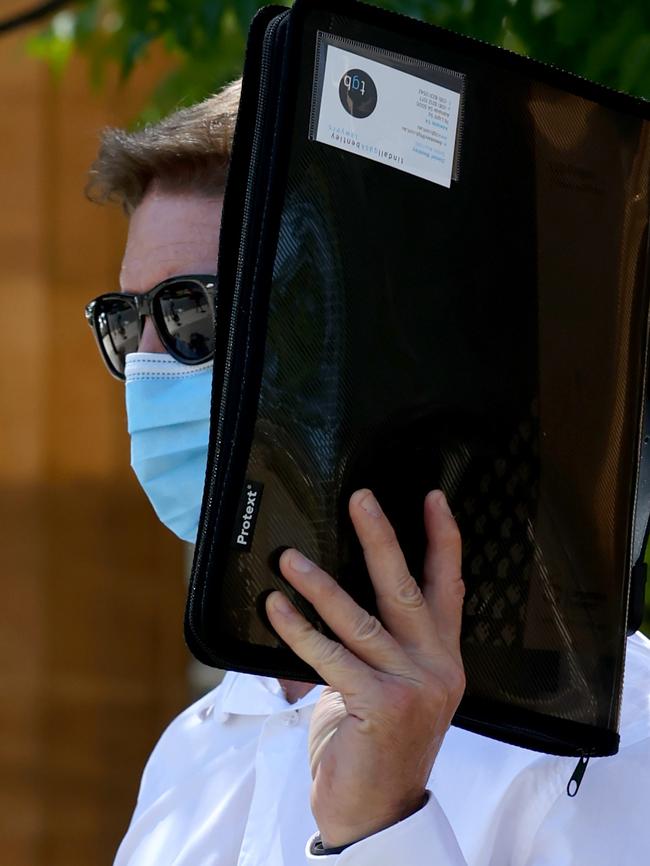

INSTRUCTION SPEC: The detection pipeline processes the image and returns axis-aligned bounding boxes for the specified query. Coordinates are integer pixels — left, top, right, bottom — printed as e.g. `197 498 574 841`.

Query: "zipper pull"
567 755 590 797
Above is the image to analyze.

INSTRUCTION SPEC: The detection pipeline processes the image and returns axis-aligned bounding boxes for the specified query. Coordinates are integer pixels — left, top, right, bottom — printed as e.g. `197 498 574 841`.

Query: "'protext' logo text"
232 481 264 551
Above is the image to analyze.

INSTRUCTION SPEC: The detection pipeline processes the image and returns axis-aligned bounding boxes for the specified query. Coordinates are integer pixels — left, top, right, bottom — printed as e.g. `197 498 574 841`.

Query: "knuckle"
352 611 383 643
445 665 467 702
374 665 467 726
394 572 425 609
317 638 348 668
378 680 419 716
423 675 448 707
295 617 316 643
317 575 340 605
426 663 466 706
447 575 466 607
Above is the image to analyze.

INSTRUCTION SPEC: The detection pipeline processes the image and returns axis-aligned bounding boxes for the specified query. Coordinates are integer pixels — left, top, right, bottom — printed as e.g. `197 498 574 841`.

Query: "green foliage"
28 0 276 118
28 0 650 119
373 0 650 98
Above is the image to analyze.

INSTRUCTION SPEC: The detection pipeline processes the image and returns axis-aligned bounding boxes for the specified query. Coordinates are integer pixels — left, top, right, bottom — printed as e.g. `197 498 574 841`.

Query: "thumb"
308 687 347 778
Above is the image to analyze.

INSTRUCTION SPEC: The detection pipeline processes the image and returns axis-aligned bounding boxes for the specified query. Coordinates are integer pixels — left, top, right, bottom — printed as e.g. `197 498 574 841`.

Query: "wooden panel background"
0 14 190 865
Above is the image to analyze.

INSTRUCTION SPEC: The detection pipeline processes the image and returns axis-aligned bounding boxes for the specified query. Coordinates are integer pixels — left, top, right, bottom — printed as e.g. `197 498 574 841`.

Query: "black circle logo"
339 69 377 119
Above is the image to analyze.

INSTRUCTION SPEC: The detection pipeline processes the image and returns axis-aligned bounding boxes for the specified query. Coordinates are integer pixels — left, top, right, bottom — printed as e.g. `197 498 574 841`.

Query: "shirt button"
198 704 214 722
282 710 300 726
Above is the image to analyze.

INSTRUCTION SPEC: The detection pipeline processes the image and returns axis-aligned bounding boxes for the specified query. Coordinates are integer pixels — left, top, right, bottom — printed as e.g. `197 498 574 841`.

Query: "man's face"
120 185 224 352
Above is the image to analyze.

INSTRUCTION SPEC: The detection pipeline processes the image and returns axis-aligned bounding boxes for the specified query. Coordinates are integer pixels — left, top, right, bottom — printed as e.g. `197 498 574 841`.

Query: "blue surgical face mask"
124 352 212 543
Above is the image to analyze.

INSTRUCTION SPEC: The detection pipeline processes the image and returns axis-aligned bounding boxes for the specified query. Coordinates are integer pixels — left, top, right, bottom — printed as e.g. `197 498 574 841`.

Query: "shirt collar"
218 671 324 717
214 633 650 741
619 631 650 748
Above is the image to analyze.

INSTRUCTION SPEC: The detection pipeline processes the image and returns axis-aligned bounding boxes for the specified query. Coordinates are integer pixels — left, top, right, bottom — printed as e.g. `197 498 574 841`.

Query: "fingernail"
359 490 382 517
269 592 294 617
434 490 452 516
290 551 315 573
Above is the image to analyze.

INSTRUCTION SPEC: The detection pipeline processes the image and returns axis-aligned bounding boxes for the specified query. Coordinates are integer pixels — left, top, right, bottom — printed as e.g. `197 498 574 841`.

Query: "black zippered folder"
186 0 650 757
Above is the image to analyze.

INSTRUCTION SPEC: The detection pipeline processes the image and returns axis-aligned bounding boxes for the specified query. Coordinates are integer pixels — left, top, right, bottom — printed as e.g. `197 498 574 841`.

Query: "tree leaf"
619 33 650 95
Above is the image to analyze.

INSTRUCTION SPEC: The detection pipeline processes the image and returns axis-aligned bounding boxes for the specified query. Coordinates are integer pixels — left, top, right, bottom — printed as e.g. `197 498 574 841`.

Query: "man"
86 79 650 865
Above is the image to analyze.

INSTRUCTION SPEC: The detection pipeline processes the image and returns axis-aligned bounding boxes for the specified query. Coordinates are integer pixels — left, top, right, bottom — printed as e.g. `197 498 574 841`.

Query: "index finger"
265 590 382 700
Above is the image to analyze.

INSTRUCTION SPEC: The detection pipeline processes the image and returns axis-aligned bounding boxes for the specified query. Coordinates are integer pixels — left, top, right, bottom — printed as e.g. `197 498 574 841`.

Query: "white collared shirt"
114 632 650 865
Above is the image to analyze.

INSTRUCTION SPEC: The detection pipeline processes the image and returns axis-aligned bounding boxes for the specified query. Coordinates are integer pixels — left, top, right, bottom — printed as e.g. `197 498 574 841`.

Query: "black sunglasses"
85 274 218 380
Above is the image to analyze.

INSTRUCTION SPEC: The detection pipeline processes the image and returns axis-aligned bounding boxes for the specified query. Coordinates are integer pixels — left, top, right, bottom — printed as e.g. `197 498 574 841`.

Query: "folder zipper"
191 9 290 639
215 10 290 457
567 754 590 797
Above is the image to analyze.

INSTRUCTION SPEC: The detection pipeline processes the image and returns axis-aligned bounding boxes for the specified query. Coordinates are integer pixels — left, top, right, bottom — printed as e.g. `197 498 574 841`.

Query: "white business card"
313 41 462 188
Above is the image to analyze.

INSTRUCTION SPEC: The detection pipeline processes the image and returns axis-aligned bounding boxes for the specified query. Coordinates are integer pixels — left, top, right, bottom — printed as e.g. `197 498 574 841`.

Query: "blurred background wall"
0 10 191 864
1 1 649 865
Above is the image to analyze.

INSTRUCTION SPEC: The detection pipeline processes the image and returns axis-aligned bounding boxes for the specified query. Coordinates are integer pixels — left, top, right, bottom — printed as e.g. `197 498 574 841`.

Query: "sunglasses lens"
94 297 139 377
156 282 215 362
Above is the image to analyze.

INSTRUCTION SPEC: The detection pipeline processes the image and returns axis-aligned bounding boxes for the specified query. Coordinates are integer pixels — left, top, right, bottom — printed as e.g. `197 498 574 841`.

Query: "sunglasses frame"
85 274 218 380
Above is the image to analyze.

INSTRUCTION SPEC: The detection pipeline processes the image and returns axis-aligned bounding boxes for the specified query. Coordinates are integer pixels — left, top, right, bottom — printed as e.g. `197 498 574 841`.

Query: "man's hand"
265 488 465 849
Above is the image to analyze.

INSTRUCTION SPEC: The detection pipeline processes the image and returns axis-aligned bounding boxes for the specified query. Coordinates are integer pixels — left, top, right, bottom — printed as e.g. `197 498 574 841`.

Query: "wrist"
318 791 428 850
